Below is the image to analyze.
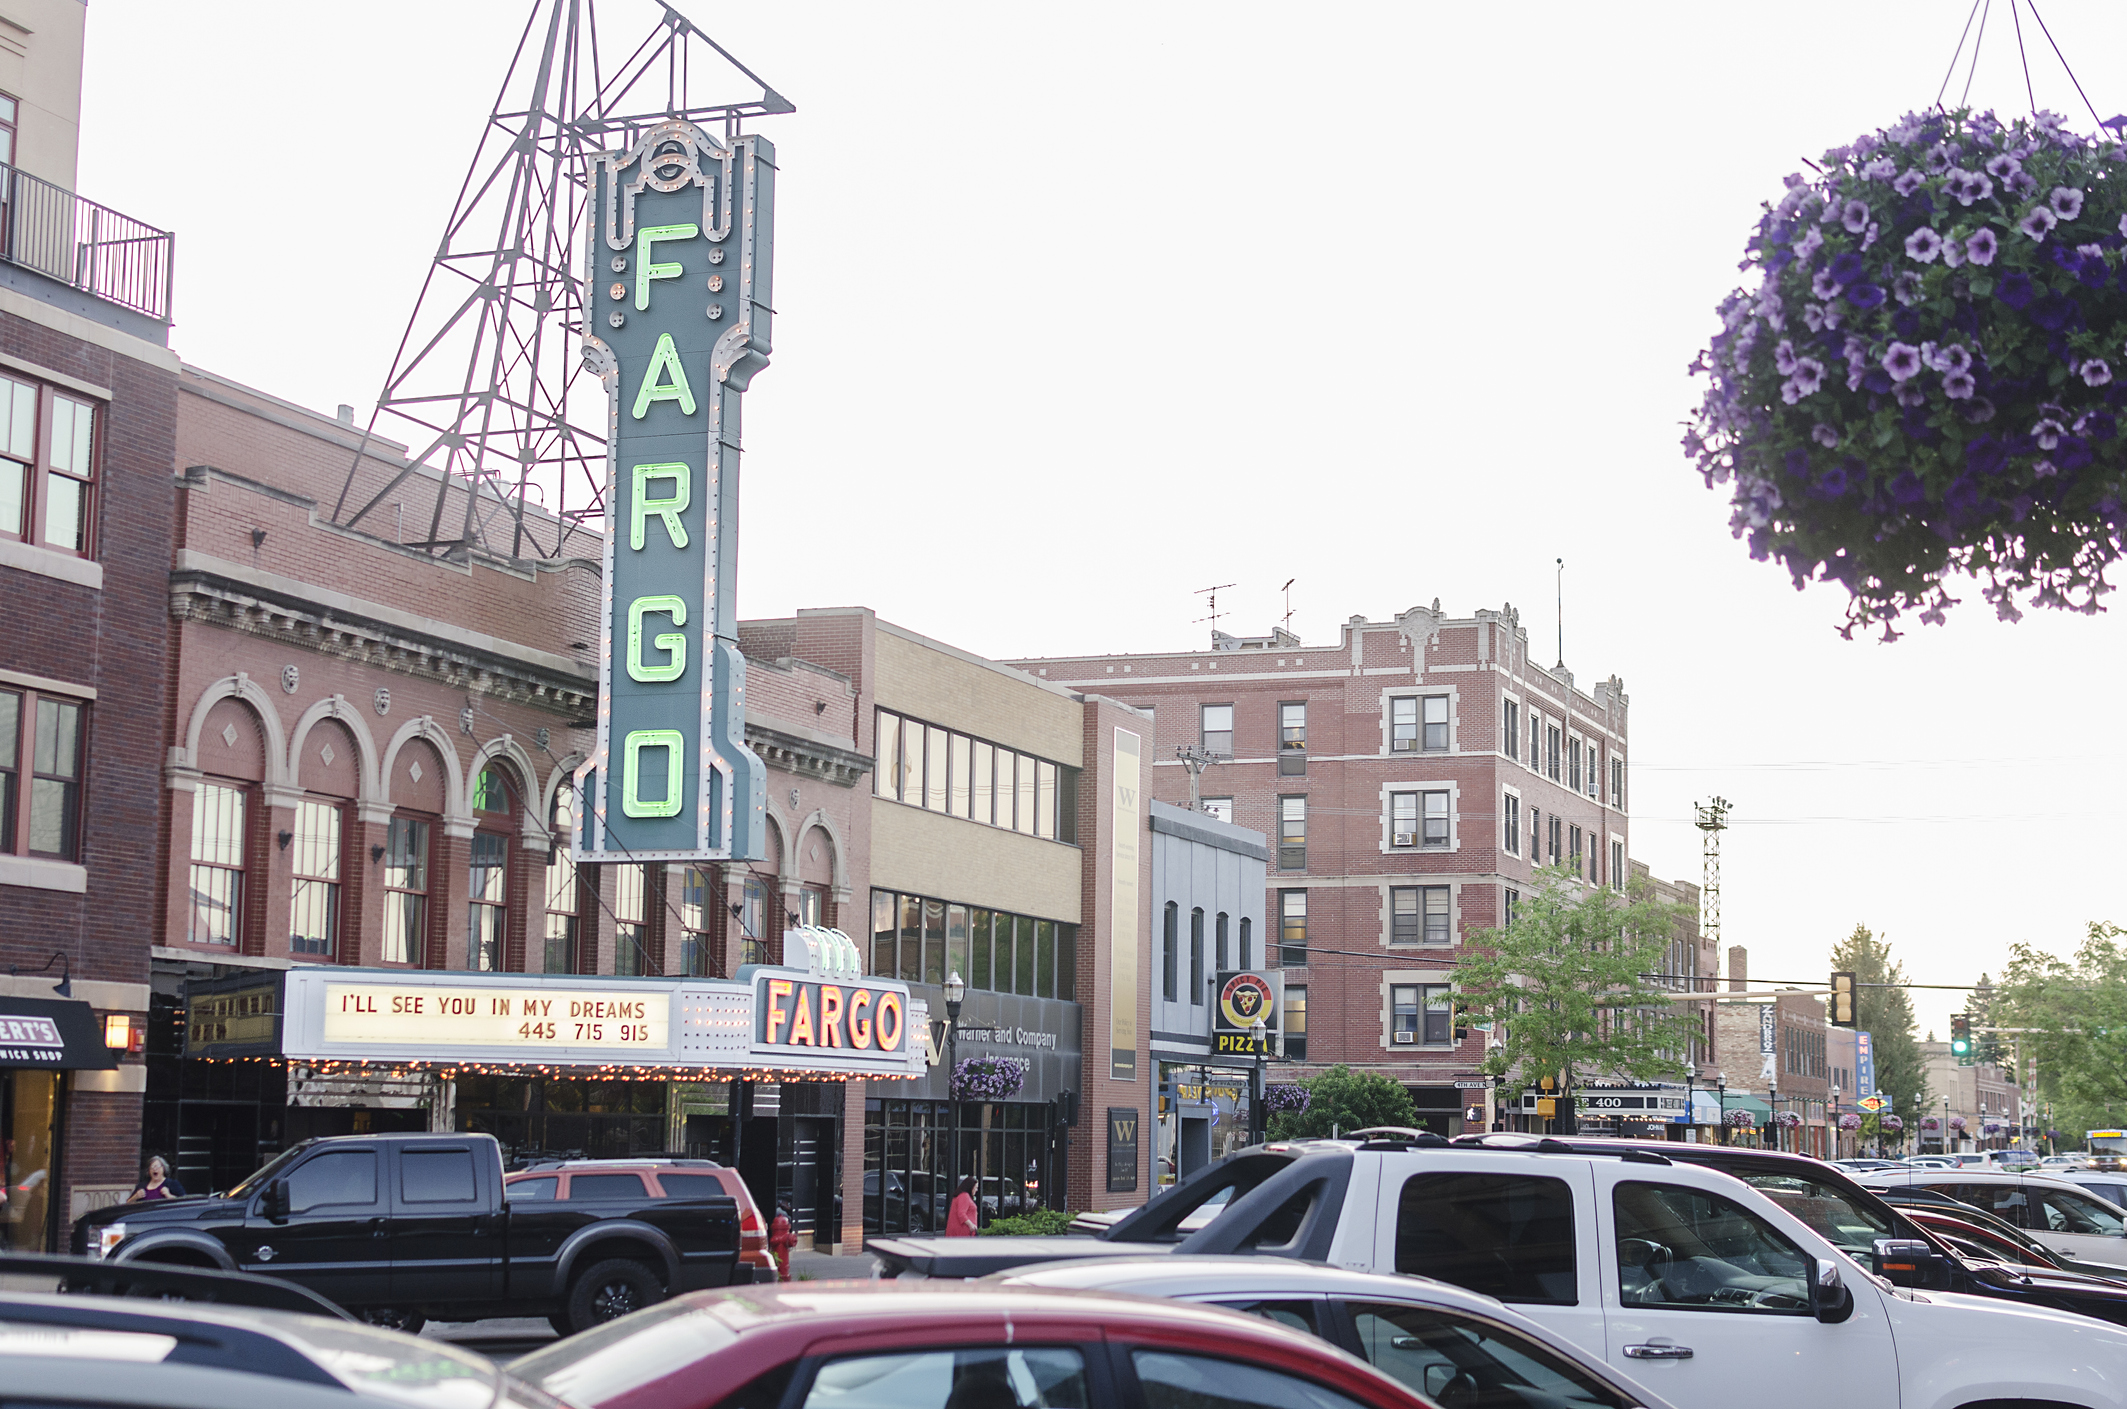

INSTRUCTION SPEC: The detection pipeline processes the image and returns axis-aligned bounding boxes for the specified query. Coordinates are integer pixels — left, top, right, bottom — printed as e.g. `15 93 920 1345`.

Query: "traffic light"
1950 1013 1973 1065
1829 972 1857 1028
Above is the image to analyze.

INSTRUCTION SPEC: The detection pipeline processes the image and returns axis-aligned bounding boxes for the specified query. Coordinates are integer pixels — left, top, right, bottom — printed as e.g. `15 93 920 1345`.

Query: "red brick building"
1014 602 1630 1132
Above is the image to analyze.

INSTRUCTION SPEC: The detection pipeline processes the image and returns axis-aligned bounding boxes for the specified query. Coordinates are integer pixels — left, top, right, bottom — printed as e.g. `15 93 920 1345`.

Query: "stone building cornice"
744 722 873 789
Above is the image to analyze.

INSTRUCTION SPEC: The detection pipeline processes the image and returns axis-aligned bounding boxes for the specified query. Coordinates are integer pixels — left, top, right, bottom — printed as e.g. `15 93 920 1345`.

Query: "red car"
515 1280 1441 1409
505 1160 776 1281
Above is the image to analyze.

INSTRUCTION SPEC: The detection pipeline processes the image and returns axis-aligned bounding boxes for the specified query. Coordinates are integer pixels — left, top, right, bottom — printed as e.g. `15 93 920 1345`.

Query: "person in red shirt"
767 1205 795 1281
946 1175 979 1237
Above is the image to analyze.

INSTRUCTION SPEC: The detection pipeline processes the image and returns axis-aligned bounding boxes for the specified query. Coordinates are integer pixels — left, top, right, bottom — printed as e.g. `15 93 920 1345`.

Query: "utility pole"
1555 558 1565 667
1693 798 1731 953
1175 744 1220 811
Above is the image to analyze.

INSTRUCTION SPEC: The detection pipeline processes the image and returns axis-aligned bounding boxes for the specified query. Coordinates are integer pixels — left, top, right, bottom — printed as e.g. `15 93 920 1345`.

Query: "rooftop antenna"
1195 582 1236 640
1280 578 1296 638
1554 557 1565 668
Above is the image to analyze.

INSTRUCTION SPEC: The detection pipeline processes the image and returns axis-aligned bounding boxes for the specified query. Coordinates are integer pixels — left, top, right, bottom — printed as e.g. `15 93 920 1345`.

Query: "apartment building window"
1546 725 1561 781
1527 807 1539 863
188 782 248 946
614 865 649 976
678 867 712 977
1279 702 1306 775
1201 704 1234 757
1239 916 1254 969
1391 886 1450 945
1283 985 1308 1060
870 708 1073 841
0 687 83 860
1278 795 1306 870
544 785 580 974
1586 744 1602 799
1504 888 1521 925
0 377 96 556
1611 757 1624 808
1391 792 1419 848
1423 790 1449 848
1391 984 1455 1046
1190 908 1205 1004
1201 797 1233 824
800 886 825 927
742 877 770 967
1162 902 1179 1002
1611 840 1624 891
1423 696 1449 751
1568 739 1581 793
381 816 430 965
0 93 15 165
1548 814 1562 865
1279 889 1308 966
1215 912 1230 970
1391 697 1419 751
289 799 341 958
1503 700 1519 762
1568 825 1583 878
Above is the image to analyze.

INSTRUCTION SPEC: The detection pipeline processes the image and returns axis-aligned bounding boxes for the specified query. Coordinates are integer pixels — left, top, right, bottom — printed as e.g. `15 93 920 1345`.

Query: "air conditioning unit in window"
1393 1030 1417 1044
1392 831 1417 847
1391 739 1416 752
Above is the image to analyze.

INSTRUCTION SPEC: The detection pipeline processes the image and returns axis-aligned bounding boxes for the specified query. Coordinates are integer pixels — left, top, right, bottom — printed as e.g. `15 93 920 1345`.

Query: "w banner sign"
577 121 775 862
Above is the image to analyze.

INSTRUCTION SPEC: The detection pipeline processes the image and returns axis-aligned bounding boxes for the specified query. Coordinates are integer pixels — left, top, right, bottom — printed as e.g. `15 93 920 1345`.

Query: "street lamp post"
1769 1080 1780 1153
1943 1096 1952 1156
1249 1016 1268 1145
1685 1063 1697 1144
1715 1074 1728 1146
1830 1083 1842 1160
944 970 966 1209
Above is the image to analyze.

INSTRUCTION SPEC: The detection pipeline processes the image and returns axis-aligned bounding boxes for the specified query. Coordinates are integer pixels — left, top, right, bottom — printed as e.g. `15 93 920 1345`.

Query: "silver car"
993 1254 1678 1409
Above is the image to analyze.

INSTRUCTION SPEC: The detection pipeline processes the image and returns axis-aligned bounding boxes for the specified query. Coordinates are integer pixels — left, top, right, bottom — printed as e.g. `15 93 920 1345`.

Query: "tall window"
678 867 713 976
1391 791 1418 848
925 725 948 811
1422 790 1449 849
1392 886 1450 945
1568 739 1581 792
1546 726 1561 781
1215 912 1230 970
1279 703 1306 751
1568 825 1583 877
614 864 648 976
1503 792 1520 854
1200 704 1234 757
1239 916 1254 970
0 378 95 556
972 739 994 824
1390 984 1455 1046
1422 696 1449 751
0 93 16 165
289 799 341 958
1503 700 1519 762
1189 908 1205 1004
1391 697 1419 751
1504 888 1521 925
742 876 769 967
1283 985 1308 1060
381 816 430 965
870 708 1072 840
188 782 247 946
1611 840 1624 890
1162 901 1179 1002
1611 757 1624 808
0 688 83 860
1529 713 1541 770
1279 889 1308 966
543 785 579 973
1585 743 1601 798
468 833 506 970
1278 795 1305 870
1548 814 1562 865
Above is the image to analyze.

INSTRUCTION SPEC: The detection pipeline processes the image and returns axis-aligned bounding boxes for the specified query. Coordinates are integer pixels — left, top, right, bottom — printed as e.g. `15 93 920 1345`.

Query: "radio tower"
1693 797 1731 953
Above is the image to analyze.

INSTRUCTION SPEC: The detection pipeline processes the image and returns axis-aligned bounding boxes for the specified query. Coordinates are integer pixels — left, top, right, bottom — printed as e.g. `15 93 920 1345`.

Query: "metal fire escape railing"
0 161 173 323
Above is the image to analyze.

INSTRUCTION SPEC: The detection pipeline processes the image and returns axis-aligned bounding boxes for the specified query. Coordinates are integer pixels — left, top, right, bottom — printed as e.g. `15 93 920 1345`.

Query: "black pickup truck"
72 1131 747 1333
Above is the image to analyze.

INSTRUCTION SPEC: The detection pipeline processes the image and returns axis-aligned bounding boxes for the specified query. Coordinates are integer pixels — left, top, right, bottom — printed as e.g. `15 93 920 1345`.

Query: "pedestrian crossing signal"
1829 972 1857 1028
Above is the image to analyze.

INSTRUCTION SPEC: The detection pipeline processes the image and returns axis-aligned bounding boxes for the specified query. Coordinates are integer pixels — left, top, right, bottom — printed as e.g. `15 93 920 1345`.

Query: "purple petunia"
2020 206 2058 240
1812 423 1840 447
1791 358 1825 394
1882 342 1924 382
1841 198 1870 233
2084 359 2113 386
1985 153 2023 180
1943 369 1977 399
1966 436 2008 474
1812 270 1843 300
1862 156 1897 181
2034 416 2068 449
1966 227 1999 265
1893 271 1925 305
1904 227 1943 262
1846 283 1885 309
2052 185 2085 220
1932 342 1973 373
1893 169 1925 197
1794 225 1824 261
1997 271 2035 308
1774 339 1798 374
1963 396 1997 423
1828 251 1867 284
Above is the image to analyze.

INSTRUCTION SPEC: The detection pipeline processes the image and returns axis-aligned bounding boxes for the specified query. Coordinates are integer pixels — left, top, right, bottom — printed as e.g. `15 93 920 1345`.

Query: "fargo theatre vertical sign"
577 121 773 862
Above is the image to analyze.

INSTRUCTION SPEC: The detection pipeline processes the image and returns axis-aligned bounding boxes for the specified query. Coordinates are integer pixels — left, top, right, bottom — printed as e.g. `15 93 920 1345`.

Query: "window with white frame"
1568 738 1581 792
1611 839 1625 889
1391 983 1455 1045
1502 792 1520 855
1422 696 1449 751
1278 795 1306 870
1528 712 1541 770
1391 886 1450 945
1546 725 1561 781
1502 699 1518 762
1279 702 1306 751
1279 889 1307 965
1422 790 1449 848
1390 791 1420 848
289 798 341 958
1391 697 1419 751
1201 704 1234 757
1611 757 1624 808
1587 742 1602 799
189 782 247 947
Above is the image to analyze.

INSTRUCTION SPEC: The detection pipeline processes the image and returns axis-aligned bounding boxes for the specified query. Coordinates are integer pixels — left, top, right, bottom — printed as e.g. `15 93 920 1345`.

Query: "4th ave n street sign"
576 120 774 862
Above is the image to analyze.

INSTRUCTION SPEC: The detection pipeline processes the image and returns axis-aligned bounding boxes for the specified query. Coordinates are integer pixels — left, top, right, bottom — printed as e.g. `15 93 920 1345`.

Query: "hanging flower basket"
1689 108 2127 636
1921 1116 1941 1130
951 1056 1026 1102
1726 1109 1758 1127
1839 1113 1863 1131
1775 1111 1805 1128
1984 1120 2004 1134
1882 1114 1905 1132
1949 1114 1968 1132
1263 1083 1312 1113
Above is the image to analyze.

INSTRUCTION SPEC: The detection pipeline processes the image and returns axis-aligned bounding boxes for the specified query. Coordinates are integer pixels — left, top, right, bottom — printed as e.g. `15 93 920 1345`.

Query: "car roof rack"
1346 1126 1449 1150
0 1252 351 1319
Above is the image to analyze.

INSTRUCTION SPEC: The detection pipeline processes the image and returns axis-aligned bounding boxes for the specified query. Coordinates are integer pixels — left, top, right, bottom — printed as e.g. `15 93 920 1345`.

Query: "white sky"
78 1 2127 1040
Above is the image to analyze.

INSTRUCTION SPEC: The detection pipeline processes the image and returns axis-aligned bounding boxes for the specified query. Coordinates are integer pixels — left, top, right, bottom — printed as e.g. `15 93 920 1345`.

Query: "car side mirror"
1810 1256 1854 1323
1870 1237 1951 1291
263 1181 290 1220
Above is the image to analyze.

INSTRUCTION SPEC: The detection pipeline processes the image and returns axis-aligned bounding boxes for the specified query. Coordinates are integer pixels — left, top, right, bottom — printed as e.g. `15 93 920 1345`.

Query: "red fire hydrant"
768 1207 795 1282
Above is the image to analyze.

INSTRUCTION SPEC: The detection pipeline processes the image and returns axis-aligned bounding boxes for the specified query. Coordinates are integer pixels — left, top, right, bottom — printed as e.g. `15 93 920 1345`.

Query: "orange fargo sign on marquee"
755 975 909 1055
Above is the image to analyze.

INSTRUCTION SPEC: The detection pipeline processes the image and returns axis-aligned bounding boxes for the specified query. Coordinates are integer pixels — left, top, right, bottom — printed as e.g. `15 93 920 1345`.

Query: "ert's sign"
577 119 774 862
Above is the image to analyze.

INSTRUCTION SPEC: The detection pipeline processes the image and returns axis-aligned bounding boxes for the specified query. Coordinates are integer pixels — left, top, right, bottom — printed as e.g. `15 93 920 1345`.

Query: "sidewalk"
788 1247 881 1280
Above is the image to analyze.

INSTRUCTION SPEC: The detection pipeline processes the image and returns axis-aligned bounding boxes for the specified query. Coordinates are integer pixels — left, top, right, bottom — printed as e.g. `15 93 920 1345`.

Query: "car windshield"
225 1144 312 1200
1738 1172 1896 1257
516 1296 738 1403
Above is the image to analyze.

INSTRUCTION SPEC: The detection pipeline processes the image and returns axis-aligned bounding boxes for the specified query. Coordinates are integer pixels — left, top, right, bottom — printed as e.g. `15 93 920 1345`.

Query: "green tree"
1266 1065 1416 1141
1831 925 1928 1122
1454 865 1700 1129
1999 923 2127 1139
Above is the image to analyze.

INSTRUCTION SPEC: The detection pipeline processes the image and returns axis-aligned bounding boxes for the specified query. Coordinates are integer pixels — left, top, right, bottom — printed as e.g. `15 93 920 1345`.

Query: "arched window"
469 765 518 971
1239 916 1253 971
1215 912 1230 972
542 783 579 973
1189 908 1205 1005
1162 902 1179 1003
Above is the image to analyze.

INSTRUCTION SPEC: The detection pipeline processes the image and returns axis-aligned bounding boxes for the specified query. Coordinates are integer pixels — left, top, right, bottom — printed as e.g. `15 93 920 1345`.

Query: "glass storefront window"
864 1098 1060 1236
2 1071 56 1249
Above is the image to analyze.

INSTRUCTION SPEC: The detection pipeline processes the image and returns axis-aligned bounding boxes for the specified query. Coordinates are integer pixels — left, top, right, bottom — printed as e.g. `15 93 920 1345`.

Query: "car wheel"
565 1258 663 1333
359 1307 427 1335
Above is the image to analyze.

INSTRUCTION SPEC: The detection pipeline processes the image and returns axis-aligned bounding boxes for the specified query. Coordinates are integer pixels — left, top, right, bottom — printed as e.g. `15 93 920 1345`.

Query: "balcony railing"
0 162 172 323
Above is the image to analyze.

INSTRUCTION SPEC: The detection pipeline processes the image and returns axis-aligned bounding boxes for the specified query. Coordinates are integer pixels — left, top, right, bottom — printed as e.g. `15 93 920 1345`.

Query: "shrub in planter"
1689 108 2127 636
981 1209 1075 1237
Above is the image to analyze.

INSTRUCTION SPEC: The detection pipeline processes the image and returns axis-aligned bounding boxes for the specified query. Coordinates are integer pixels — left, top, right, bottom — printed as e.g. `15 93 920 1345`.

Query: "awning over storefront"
0 996 116 1071
1713 1094 1774 1123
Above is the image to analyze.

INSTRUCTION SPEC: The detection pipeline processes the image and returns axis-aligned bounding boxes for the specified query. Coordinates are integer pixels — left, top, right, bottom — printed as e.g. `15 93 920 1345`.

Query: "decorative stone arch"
176 674 291 790
793 809 852 902
379 715 467 822
467 735 545 841
539 753 588 849
758 805 789 881
286 696 383 805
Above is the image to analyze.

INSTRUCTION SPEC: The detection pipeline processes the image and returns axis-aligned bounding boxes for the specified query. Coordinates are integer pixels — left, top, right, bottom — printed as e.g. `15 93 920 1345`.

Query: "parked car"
2061 1169 2127 1211
73 1131 750 1333
0 1274 567 1409
1858 1166 2127 1271
514 1280 1441 1409
874 1133 2127 1409
992 1255 1679 1409
1905 1156 1959 1168
1830 1158 1905 1173
2045 1154 2095 1169
505 1158 774 1281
